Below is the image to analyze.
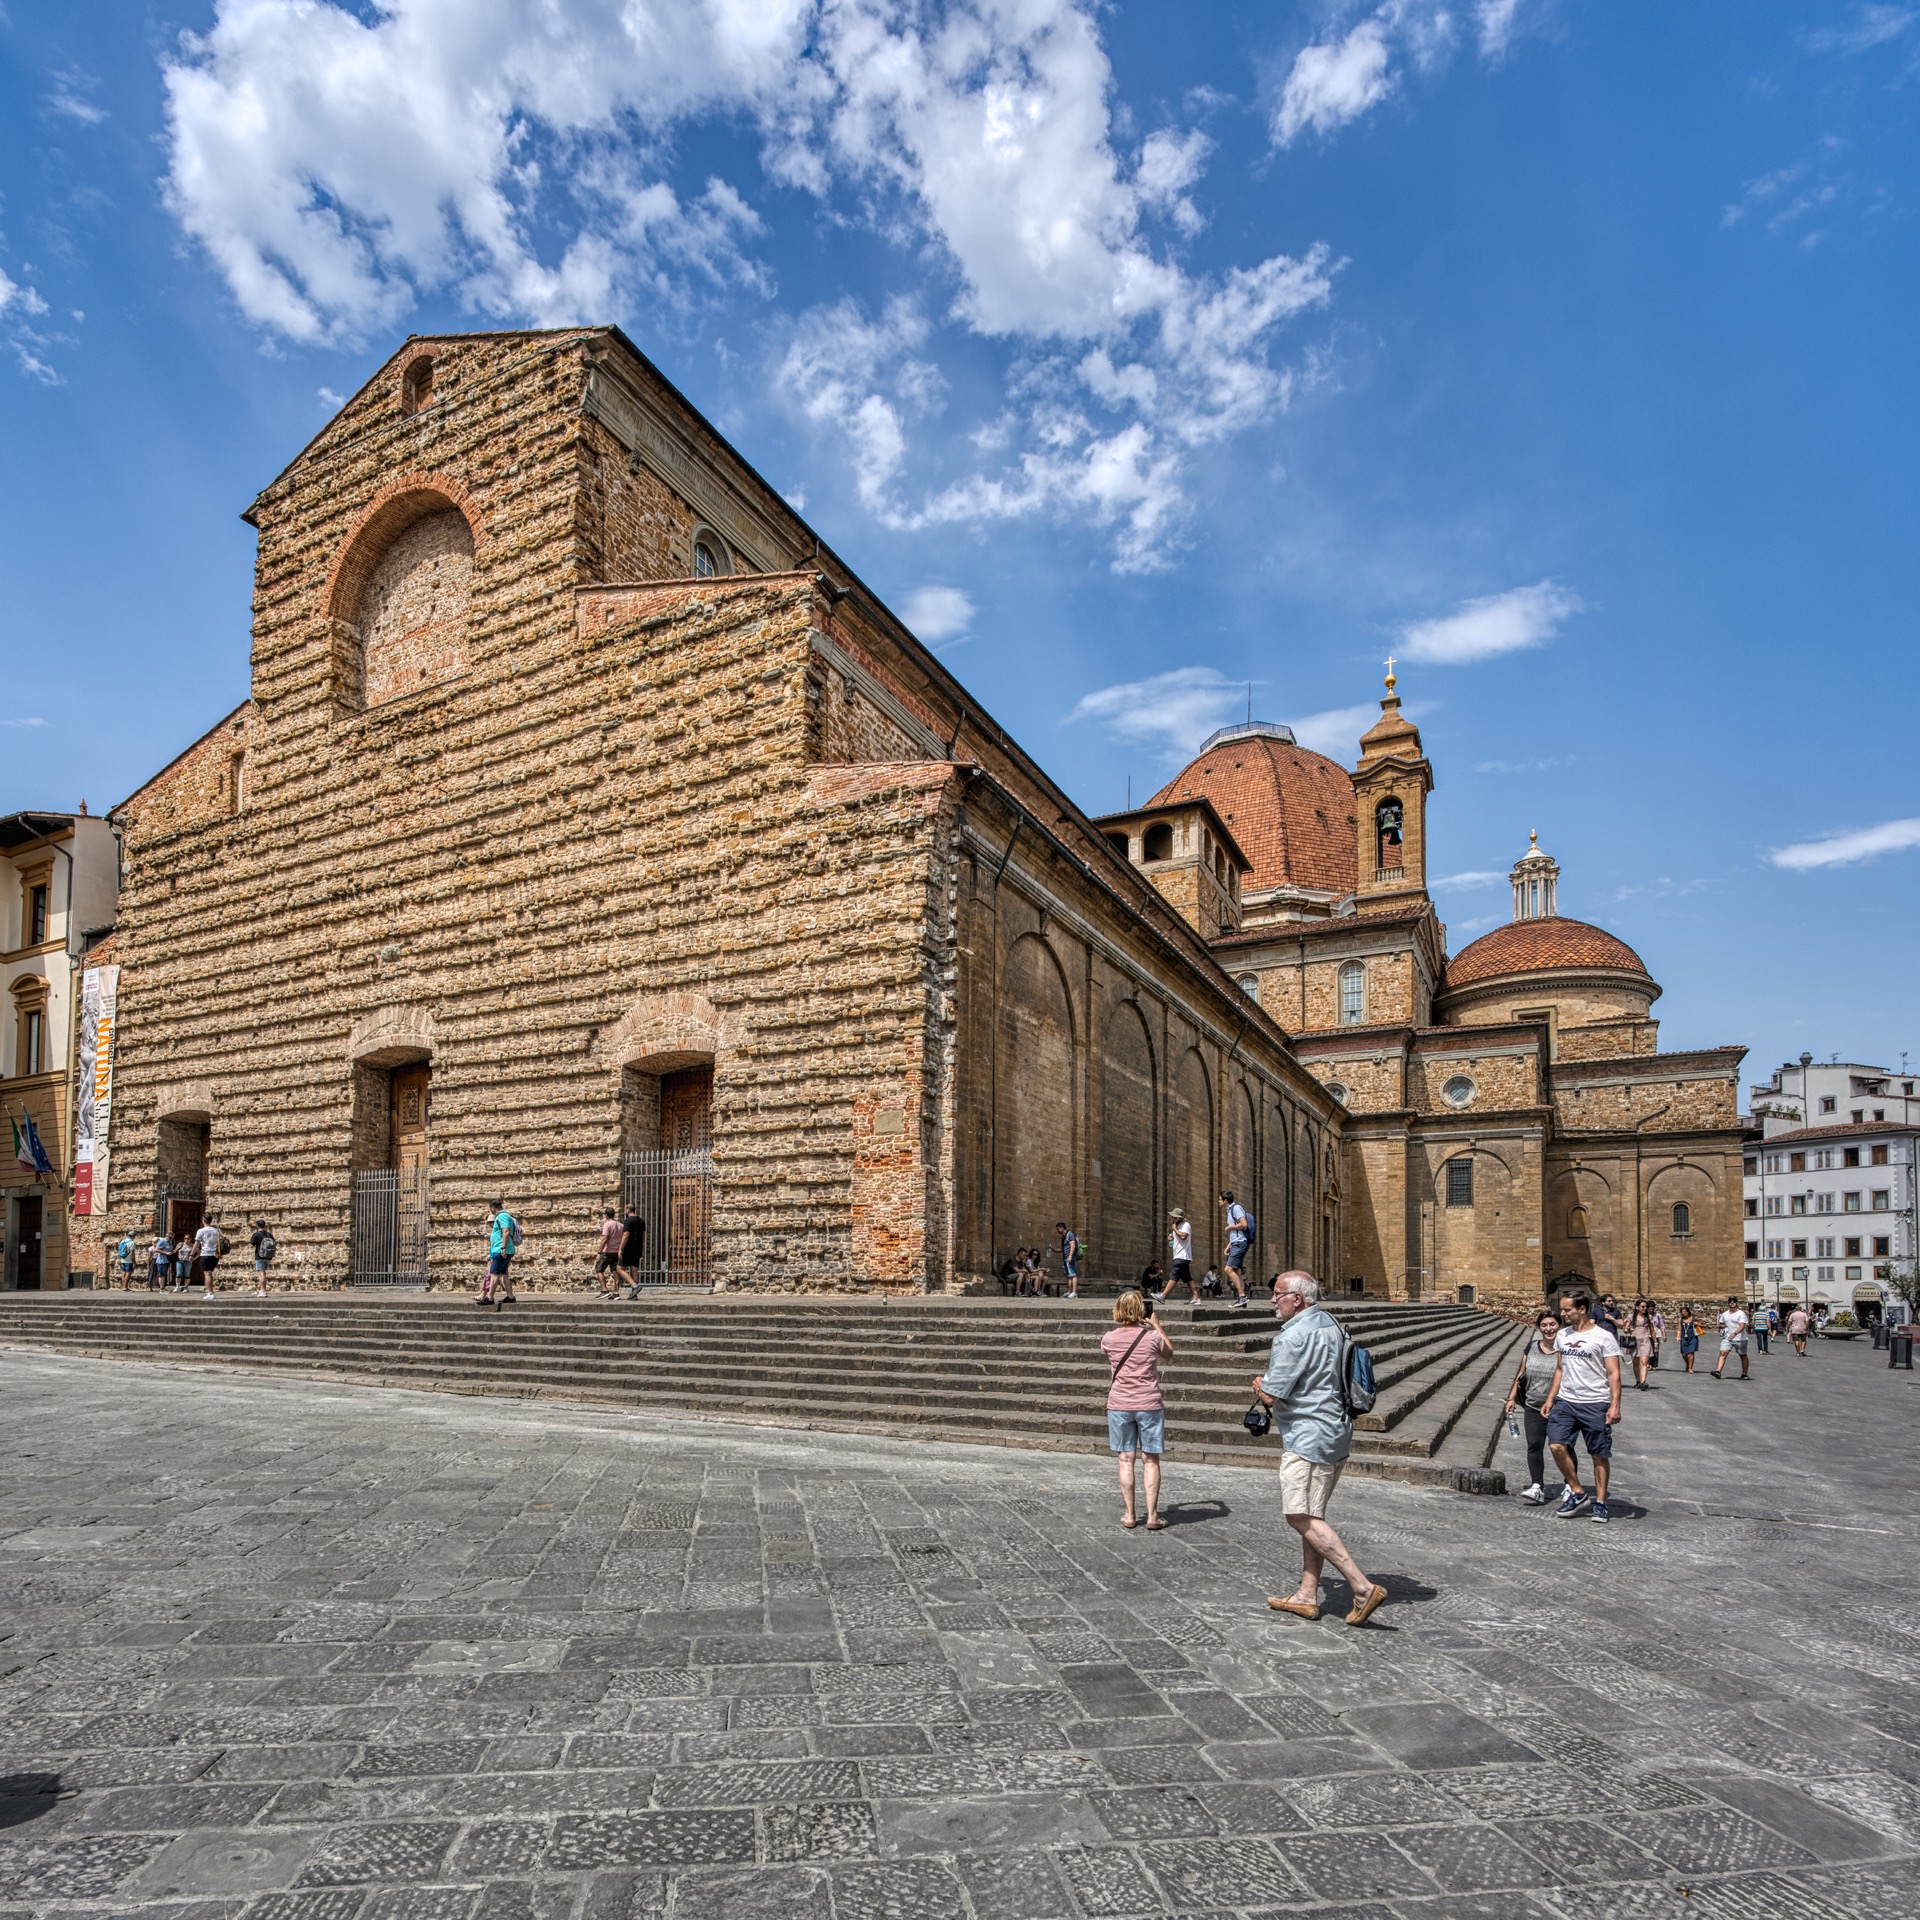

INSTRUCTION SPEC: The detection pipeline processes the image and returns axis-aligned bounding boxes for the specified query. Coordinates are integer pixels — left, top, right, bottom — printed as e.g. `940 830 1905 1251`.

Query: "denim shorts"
1108 1409 1165 1455
488 1254 513 1276
1546 1399 1613 1460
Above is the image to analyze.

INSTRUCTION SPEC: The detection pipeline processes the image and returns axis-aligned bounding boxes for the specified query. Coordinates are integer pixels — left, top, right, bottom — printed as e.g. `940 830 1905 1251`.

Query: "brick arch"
347 1005 437 1068
600 989 740 1075
322 473 488 629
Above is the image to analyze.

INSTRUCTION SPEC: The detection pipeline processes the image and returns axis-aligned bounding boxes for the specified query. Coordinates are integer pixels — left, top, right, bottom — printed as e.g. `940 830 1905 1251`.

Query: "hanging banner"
73 965 118 1216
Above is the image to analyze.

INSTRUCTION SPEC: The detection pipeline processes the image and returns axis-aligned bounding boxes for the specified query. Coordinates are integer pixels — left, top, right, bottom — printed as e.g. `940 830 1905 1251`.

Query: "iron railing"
620 1149 715 1287
350 1167 430 1287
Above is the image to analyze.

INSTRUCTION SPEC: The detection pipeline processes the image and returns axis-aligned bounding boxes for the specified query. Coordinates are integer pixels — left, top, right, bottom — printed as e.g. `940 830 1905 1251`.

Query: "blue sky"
3 1 1916 1087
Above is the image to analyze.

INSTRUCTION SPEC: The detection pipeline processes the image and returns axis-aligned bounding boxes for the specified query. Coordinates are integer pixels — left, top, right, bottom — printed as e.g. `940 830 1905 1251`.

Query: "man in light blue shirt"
1251 1270 1385 1627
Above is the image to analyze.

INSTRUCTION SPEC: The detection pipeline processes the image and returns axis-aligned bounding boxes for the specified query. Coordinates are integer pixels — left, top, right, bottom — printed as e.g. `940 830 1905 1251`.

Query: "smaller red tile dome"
1445 916 1649 989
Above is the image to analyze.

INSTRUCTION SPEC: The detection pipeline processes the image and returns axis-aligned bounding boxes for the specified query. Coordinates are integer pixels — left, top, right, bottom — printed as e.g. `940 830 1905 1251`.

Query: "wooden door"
390 1064 430 1174
15 1196 42 1290
659 1068 712 1156
167 1198 203 1245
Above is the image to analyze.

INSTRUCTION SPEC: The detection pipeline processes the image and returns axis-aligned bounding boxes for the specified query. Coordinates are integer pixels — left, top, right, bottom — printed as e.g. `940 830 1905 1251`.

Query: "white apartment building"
1748 1052 1920 1135
1742 1112 1917 1322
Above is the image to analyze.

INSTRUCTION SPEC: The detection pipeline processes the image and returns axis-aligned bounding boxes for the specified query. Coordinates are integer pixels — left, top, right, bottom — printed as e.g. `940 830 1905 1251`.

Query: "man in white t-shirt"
1541 1293 1623 1523
1711 1296 1750 1380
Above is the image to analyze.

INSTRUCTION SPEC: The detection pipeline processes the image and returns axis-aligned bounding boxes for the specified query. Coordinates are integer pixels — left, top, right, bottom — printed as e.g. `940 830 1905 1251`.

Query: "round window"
1325 1083 1348 1106
1443 1074 1476 1108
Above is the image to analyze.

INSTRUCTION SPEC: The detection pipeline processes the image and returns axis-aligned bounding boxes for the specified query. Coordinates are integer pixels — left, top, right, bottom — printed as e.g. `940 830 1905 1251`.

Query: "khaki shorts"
1279 1450 1344 1519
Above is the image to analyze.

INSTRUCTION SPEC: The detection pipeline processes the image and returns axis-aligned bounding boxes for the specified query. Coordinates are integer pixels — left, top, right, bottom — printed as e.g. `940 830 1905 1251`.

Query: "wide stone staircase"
0 1293 1527 1493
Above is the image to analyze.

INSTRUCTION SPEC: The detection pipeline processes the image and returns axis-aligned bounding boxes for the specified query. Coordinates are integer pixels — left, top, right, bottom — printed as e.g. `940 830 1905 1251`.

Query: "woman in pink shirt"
1101 1291 1173 1530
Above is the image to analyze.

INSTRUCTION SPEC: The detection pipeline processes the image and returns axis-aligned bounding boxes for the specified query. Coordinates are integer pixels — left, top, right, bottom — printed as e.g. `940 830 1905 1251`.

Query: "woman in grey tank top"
1503 1310 1563 1506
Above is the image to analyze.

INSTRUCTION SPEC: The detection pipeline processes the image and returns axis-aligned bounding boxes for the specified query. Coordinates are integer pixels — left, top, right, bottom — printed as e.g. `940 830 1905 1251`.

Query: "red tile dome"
1150 725 1356 894
1445 915 1650 989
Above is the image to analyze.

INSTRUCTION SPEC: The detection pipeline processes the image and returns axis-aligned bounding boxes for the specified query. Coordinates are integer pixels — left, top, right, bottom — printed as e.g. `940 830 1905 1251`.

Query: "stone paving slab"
0 1335 1915 1917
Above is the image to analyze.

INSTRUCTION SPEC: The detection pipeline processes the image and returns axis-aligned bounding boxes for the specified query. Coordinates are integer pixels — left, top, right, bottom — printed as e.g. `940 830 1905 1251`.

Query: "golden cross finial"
1383 653 1397 693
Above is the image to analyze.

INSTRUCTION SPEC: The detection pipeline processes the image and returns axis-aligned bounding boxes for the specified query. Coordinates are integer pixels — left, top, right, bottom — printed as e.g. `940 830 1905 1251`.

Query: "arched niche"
324 479 482 711
601 990 737 1160
994 934 1077 1263
1097 998 1156 1278
347 1005 437 1068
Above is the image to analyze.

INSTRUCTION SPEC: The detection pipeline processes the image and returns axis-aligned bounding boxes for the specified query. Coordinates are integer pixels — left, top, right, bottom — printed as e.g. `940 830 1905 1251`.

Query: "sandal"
1145 1518 1167 1531
1120 1516 1138 1529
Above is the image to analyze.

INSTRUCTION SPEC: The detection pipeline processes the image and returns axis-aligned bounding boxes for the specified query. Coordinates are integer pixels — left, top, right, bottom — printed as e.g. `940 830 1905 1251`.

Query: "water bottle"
1506 1409 1520 1439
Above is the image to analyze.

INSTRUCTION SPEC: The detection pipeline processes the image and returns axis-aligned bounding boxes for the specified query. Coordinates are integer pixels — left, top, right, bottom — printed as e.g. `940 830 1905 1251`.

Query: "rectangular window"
1768 1266 1783 1283
1745 1240 1759 1259
1745 1268 1759 1290
1873 1236 1891 1257
1817 1264 1834 1282
1743 1156 1758 1177
1790 1239 1807 1259
1789 1152 1806 1172
1792 1265 1809 1283
1814 1149 1833 1169
1872 1189 1891 1210
1815 1238 1834 1258
1790 1194 1806 1216
1871 1144 1889 1165
1339 964 1365 1025
1843 1147 1860 1167
1744 1198 1758 1218
1445 1158 1473 1208
1815 1193 1833 1213
1844 1192 1861 1212
1852 1109 1864 1123
1819 1095 1836 1113
1846 1264 1862 1282
23 1008 43 1075
28 883 48 946
1845 1237 1862 1257
1765 1153 1784 1174
1765 1239 1784 1259
1765 1196 1783 1216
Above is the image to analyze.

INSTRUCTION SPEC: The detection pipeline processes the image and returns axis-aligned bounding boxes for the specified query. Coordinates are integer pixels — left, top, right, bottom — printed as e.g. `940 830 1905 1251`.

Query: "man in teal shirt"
482 1200 520 1306
1251 1270 1386 1627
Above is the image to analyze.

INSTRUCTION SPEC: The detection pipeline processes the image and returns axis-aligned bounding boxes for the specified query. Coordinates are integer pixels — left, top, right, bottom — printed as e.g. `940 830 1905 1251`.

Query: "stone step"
0 1297 1516 1491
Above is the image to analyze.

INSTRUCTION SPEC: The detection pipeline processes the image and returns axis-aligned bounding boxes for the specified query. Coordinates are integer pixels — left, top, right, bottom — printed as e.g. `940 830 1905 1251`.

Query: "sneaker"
1591 1502 1611 1524
1555 1487 1592 1518
1233 1297 1250 1311
1521 1483 1547 1505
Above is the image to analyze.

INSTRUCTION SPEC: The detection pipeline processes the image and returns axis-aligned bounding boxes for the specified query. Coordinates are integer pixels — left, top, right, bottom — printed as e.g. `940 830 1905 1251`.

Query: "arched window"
1103 831 1130 860
1568 1204 1589 1239
1671 1201 1692 1237
1338 961 1365 1025
400 354 435 414
1142 821 1173 862
1445 1157 1474 1208
1237 974 1259 998
693 539 720 577
1376 797 1404 870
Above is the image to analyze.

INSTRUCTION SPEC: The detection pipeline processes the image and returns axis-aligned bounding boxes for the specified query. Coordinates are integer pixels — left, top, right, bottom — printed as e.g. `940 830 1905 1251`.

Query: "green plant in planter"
1826 1310 1860 1339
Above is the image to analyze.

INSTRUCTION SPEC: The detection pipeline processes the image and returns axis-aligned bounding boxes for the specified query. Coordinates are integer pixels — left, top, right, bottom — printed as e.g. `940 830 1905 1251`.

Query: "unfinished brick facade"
101 330 1345 1295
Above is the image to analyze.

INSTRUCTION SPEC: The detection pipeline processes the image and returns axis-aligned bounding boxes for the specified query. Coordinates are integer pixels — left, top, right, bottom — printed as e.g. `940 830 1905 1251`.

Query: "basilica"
95 326 1743 1307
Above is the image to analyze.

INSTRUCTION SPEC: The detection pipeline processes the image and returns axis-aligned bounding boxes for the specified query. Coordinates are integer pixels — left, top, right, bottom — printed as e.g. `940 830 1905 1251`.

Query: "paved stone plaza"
1 1334 1916 1919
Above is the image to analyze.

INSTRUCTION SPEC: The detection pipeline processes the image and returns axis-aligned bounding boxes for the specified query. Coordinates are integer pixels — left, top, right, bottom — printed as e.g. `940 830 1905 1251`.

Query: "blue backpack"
1339 1332 1377 1417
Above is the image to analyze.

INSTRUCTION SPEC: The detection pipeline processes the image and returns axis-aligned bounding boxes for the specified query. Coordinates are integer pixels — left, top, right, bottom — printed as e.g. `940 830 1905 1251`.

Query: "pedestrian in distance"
1541 1291 1623 1522
172 1237 192 1291
1627 1300 1655 1390
1787 1303 1810 1354
1711 1295 1750 1380
1139 1260 1165 1298
1649 1298 1666 1370
1160 1211 1197 1303
617 1203 646 1298
480 1200 521 1306
115 1232 136 1289
1595 1293 1620 1333
1678 1304 1701 1373
249 1218 276 1296
1058 1220 1082 1299
1252 1269 1387 1626
1220 1190 1253 1308
148 1232 170 1291
1754 1302 1773 1354
195 1216 227 1299
1502 1308 1563 1504
592 1208 623 1299
1103 1290 1171 1530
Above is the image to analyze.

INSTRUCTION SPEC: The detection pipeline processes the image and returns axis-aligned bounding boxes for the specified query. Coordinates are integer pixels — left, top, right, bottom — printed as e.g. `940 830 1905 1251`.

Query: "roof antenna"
1126 775 1131 808
1246 681 1252 725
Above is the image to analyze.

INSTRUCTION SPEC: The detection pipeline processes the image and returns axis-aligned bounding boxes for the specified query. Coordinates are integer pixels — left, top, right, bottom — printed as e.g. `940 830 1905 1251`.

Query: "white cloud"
317 385 345 409
0 269 47 320
49 75 108 124
1284 701 1380 758
1769 817 1920 870
899 585 975 643
1 716 49 728
1274 19 1394 145
1401 579 1581 665
1805 6 1917 55
1273 2 1527 146
160 0 1333 569
1433 867 1505 888
1066 666 1248 760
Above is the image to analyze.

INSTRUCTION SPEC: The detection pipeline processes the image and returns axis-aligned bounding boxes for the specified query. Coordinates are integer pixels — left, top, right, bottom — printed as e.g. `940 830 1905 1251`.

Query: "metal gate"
350 1167 430 1287
620 1149 714 1287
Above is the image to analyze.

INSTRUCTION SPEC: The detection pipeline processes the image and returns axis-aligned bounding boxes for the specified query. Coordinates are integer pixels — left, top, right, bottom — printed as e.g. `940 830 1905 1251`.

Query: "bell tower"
1352 660 1433 916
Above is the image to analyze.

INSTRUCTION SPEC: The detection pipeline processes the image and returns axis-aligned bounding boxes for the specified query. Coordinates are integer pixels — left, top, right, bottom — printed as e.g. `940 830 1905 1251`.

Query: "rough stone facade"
101 329 1345 1294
